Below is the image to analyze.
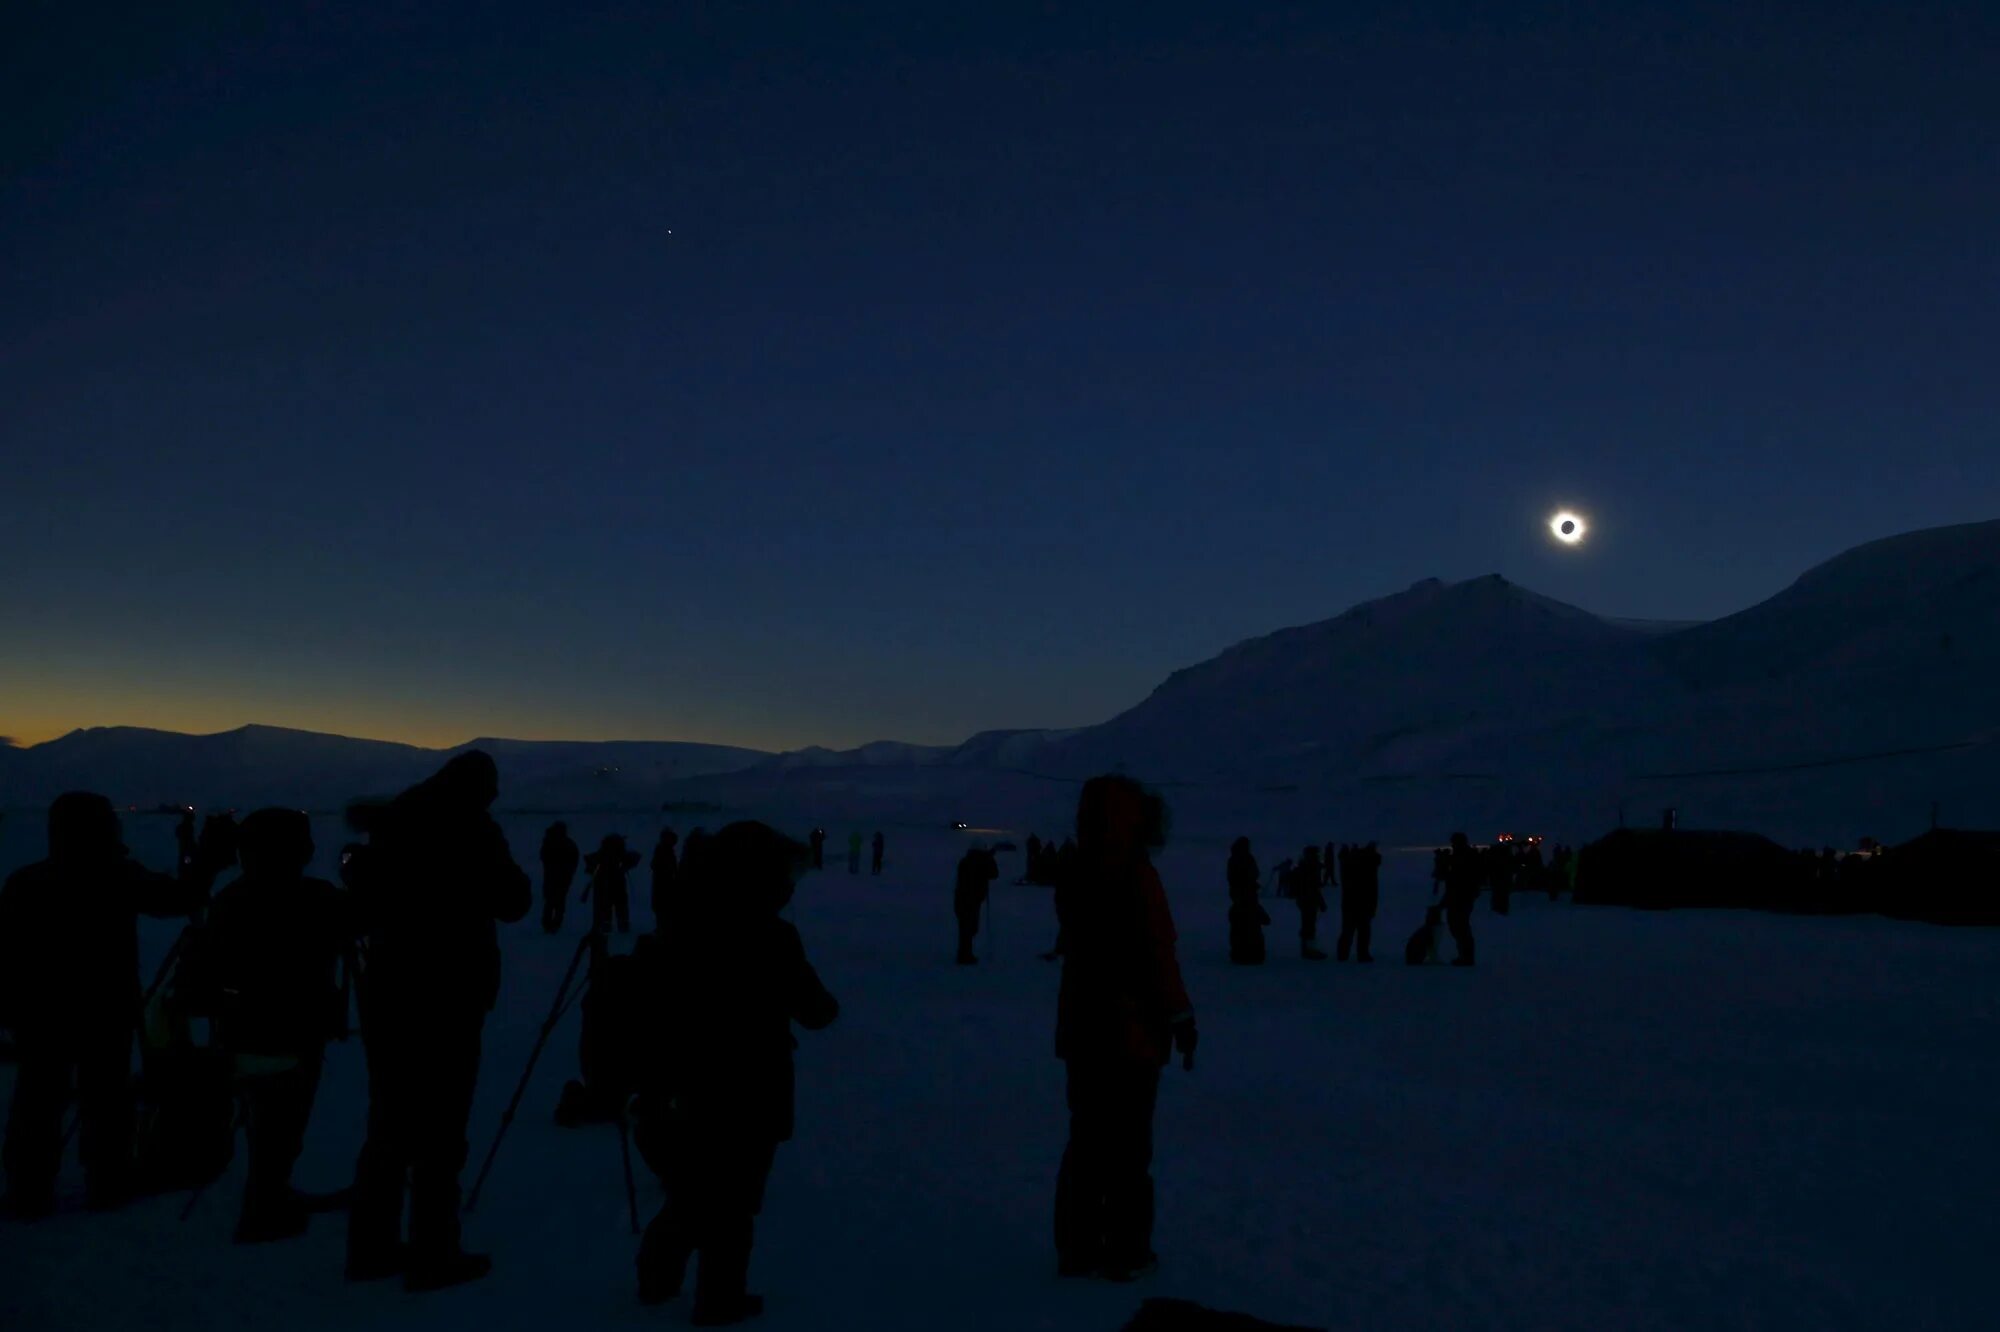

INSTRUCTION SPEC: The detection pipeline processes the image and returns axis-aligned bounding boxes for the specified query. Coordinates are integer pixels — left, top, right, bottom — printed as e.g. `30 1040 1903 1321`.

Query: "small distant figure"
846 831 863 875
1226 837 1267 965
954 847 999 964
1291 846 1327 960
650 828 680 925
584 834 642 934
539 821 580 934
1052 775 1195 1282
0 793 205 1220
1337 842 1381 962
1025 833 1045 884
632 822 838 1321
1442 832 1483 967
808 828 827 871
175 808 198 871
1271 856 1294 899
345 751 530 1291
870 831 885 876
1404 904 1445 965
176 808 354 1243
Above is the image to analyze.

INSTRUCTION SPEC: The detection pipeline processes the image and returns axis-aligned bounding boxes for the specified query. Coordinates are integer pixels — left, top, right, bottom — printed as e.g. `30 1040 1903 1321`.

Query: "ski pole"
465 932 594 1213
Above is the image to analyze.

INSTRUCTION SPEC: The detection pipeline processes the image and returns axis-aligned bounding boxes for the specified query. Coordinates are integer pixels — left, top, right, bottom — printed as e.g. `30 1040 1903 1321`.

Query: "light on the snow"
1549 511 1587 545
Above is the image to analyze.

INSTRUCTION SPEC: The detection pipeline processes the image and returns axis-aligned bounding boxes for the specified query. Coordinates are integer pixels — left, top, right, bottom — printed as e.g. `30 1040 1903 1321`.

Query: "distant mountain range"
0 726 767 812
6 519 1998 844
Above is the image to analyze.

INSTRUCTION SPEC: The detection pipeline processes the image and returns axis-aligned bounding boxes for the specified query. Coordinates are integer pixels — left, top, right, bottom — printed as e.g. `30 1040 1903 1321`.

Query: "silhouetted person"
954 847 999 964
1322 842 1337 888
1052 775 1196 1282
0 793 203 1219
650 828 680 924
846 830 863 875
539 821 580 934
177 808 353 1243
1442 833 1482 966
1271 856 1294 899
175 809 198 872
345 751 530 1291
585 834 641 935
1337 841 1381 962
633 822 838 1322
1292 846 1327 960
808 828 826 871
1026 834 1044 883
1226 838 1267 965
870 831 885 876
195 811 241 889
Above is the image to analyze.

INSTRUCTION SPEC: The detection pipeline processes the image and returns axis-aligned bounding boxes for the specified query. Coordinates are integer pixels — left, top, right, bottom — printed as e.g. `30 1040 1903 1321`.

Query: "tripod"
463 932 593 1213
463 932 642 1233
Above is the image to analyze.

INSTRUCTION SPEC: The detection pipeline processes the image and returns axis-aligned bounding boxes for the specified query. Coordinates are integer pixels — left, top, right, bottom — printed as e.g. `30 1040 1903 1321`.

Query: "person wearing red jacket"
1051 775 1196 1282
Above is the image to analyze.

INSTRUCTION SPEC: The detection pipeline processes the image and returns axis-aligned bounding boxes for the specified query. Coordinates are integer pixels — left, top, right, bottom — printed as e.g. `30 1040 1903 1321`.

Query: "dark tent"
1880 829 2000 926
1574 828 1812 912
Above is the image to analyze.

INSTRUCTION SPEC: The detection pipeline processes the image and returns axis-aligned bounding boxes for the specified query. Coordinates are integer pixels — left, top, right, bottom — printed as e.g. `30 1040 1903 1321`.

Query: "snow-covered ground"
5 815 1998 1331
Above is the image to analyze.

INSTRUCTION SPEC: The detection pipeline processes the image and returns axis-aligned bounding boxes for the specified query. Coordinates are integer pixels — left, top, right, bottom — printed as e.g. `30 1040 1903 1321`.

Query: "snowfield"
4 816 1998 1331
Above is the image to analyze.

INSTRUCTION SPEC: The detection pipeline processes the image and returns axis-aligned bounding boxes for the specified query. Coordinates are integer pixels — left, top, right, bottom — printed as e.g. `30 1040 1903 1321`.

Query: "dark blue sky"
4 1 1996 750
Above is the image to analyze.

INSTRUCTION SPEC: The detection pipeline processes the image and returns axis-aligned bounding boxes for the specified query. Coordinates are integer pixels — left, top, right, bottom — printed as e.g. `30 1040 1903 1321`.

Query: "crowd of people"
0 763 1212 1323
6 760 1593 1323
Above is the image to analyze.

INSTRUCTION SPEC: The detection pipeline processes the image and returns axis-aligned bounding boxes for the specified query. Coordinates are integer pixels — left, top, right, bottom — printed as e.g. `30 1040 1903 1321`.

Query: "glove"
1173 1018 1198 1072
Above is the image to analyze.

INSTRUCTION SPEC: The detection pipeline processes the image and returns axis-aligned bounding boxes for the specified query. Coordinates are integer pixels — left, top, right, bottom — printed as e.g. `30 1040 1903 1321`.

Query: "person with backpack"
540 821 580 934
584 834 641 935
954 846 999 965
1051 776 1195 1282
632 822 838 1323
176 808 354 1242
0 792 205 1219
345 751 531 1291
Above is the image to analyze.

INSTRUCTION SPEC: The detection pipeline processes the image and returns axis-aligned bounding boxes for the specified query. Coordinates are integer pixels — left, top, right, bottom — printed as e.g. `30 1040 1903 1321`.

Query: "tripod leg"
617 1109 640 1235
464 934 593 1213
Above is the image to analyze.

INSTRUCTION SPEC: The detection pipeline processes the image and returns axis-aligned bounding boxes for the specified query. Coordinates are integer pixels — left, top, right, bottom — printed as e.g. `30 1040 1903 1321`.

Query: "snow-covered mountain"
7 520 1997 845
0 725 767 811
657 519 2000 845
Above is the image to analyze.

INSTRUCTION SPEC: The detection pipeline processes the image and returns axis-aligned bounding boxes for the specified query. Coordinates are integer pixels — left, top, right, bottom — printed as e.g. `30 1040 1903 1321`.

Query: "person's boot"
236 1186 311 1244
0 1184 56 1222
691 1218 761 1325
1099 1250 1160 1282
403 1249 493 1293
344 1241 409 1282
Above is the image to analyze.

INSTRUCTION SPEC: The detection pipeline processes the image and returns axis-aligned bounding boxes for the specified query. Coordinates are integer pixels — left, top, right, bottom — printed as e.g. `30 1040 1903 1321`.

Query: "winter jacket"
351 776 531 1021
1054 858 1194 1067
646 910 838 1141
178 872 354 1054
0 853 201 1037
